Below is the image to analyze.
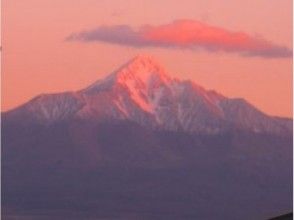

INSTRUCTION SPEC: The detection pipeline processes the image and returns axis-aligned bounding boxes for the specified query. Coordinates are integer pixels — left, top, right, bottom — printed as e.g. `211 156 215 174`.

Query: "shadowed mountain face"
2 55 293 220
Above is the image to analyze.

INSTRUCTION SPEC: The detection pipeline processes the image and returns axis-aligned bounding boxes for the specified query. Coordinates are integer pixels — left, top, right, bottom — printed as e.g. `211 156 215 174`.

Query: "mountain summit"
85 55 171 93
4 55 292 135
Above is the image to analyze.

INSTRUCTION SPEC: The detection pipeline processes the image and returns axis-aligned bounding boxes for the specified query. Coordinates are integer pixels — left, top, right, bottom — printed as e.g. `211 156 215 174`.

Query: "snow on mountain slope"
3 55 292 135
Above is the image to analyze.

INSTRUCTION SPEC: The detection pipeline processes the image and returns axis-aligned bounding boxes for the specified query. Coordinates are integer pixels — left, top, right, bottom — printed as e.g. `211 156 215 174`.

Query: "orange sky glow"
2 0 293 117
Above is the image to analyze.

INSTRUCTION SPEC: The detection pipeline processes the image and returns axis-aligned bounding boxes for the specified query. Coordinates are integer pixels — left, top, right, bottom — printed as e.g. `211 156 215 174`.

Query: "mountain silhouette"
2 55 292 220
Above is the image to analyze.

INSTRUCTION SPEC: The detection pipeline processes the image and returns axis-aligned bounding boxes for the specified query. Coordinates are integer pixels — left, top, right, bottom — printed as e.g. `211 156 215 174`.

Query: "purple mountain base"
2 55 293 220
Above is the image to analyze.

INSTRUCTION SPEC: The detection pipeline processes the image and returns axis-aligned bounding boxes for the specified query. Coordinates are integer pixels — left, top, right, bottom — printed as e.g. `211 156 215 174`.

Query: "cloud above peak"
66 20 292 58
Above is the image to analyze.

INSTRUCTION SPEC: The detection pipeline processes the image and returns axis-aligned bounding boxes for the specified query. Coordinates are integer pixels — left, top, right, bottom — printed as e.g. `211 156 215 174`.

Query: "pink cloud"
66 20 292 58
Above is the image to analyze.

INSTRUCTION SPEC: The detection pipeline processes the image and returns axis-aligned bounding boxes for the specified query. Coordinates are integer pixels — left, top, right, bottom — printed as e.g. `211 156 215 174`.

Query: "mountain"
2 55 292 220
3 55 292 135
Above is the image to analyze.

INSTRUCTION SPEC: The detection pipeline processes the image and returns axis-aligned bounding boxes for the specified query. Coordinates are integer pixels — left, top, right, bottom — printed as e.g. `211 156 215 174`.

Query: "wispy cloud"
66 20 292 58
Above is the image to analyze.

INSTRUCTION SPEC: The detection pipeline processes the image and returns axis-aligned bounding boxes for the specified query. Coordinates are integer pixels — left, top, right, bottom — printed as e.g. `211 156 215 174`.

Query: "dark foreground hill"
269 213 293 220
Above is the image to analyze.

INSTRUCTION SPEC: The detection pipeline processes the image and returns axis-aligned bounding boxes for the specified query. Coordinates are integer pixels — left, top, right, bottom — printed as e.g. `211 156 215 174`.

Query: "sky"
2 0 293 117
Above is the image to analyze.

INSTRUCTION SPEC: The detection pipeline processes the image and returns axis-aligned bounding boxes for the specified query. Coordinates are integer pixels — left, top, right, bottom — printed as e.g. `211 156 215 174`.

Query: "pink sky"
2 0 293 117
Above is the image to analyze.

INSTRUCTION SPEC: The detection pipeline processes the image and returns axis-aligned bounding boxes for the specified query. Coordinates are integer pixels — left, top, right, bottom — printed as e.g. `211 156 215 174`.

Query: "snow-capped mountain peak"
83 55 177 114
5 55 292 136
84 54 173 94
115 54 170 82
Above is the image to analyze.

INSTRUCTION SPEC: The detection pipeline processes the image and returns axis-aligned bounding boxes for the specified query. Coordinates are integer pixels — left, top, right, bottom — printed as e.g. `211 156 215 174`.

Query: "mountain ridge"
3 55 292 135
